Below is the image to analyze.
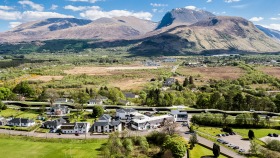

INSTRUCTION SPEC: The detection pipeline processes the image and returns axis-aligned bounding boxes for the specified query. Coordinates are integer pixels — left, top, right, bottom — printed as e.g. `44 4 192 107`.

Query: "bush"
266 139 280 152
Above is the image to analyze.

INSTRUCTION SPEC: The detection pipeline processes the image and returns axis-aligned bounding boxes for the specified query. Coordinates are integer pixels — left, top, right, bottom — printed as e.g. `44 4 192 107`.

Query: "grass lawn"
0 135 106 158
0 109 39 119
233 128 280 139
194 126 224 136
189 144 227 158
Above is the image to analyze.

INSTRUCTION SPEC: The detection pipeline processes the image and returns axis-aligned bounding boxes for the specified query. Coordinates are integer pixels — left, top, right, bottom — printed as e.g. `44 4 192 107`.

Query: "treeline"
191 113 275 128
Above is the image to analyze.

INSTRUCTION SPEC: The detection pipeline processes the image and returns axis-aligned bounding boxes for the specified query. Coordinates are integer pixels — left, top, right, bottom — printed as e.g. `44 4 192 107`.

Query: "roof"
88 99 102 103
132 115 173 124
98 114 111 121
124 92 137 98
93 119 121 127
116 108 137 113
8 118 34 124
43 118 66 127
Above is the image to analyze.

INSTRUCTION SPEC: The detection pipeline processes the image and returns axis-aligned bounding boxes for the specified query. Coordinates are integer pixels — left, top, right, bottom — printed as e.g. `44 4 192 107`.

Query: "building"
116 108 138 120
91 114 122 133
163 58 177 62
0 117 7 126
163 78 176 86
131 115 174 130
42 118 67 132
46 104 70 116
60 122 90 134
54 98 73 103
124 92 139 99
7 118 35 127
170 110 188 122
88 99 103 105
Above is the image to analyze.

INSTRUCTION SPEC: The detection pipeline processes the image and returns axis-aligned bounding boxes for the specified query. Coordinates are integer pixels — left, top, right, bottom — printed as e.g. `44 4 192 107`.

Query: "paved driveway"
220 135 251 152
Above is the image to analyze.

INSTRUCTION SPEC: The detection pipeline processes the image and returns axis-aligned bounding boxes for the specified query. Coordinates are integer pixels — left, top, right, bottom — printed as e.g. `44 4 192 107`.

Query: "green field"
0 109 39 119
233 128 280 139
0 135 106 158
189 144 227 158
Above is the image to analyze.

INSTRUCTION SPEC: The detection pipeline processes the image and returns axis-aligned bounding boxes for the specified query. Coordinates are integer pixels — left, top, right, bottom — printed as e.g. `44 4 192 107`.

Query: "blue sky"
0 0 280 32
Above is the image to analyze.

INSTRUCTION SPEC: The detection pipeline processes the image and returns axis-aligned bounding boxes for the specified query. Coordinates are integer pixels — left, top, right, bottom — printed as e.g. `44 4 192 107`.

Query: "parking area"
260 136 280 142
218 134 251 152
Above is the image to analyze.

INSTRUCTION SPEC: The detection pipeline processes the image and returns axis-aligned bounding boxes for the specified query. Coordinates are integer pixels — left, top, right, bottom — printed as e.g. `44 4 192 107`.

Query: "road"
178 127 245 158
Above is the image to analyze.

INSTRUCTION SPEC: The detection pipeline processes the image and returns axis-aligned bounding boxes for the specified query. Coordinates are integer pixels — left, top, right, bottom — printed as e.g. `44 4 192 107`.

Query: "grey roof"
116 108 137 113
124 92 137 98
98 114 111 121
43 118 66 127
93 121 109 126
109 120 121 126
76 123 87 128
8 118 34 124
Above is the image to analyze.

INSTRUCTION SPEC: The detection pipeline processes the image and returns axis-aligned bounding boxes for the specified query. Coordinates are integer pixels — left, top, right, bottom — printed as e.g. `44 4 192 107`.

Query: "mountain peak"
156 8 215 29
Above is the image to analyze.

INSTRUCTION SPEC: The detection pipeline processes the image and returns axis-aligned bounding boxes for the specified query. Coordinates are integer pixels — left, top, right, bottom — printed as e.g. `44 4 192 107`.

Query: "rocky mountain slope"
130 16 280 55
0 17 157 42
156 8 215 29
255 25 280 41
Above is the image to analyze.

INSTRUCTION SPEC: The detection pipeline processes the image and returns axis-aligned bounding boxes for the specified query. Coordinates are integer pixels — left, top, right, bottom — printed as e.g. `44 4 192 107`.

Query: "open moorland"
258 67 280 79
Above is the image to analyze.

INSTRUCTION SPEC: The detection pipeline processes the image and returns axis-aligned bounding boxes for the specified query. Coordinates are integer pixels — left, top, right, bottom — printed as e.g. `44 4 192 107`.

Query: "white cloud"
225 0 240 3
20 11 74 22
270 17 280 20
18 0 44 11
249 17 264 22
9 22 22 28
68 0 100 3
150 3 168 7
152 9 157 13
50 4 58 10
231 4 248 9
64 5 100 11
0 10 21 20
207 0 213 3
0 9 74 21
261 24 280 31
185 6 197 10
0 5 14 10
80 8 152 20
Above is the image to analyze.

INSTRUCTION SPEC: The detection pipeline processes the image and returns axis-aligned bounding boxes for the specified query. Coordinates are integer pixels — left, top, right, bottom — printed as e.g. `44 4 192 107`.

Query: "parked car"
221 134 226 137
233 146 239 149
75 133 79 136
238 149 245 153
268 133 273 137
225 133 229 136
216 134 221 137
273 133 279 137
217 139 224 143
222 141 229 144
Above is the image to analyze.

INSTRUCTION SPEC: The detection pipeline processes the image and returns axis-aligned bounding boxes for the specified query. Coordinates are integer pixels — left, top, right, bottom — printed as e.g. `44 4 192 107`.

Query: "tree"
249 140 259 155
163 135 187 158
0 87 12 100
92 105 104 118
162 120 179 135
183 77 189 87
213 143 220 157
13 81 35 97
189 132 198 149
73 91 90 111
252 113 260 126
248 130 255 139
189 76 194 85
45 89 59 106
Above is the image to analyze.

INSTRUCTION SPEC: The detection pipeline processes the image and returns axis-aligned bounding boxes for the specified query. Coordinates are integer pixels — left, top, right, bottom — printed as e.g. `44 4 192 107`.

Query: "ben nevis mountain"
1 8 280 55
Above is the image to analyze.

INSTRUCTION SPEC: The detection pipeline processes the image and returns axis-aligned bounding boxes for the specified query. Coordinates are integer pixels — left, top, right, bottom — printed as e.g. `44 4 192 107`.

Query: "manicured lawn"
0 135 106 158
194 126 224 136
0 109 39 119
233 128 280 139
189 144 227 158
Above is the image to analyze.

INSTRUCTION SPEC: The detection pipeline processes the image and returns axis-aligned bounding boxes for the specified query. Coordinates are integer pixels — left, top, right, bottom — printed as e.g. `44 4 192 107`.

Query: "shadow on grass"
241 138 250 141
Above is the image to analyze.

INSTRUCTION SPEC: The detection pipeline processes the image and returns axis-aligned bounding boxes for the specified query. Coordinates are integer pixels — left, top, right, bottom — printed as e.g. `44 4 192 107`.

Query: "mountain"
156 8 215 29
256 25 280 41
0 17 157 42
130 16 280 55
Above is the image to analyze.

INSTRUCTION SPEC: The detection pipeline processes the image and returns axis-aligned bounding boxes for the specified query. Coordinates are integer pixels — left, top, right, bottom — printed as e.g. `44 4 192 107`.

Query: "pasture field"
176 66 244 85
0 135 106 158
258 66 280 79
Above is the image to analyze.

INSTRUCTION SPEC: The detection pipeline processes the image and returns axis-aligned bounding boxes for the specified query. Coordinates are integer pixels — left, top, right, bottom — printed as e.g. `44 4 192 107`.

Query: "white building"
91 114 122 133
170 110 188 122
46 104 70 116
7 118 35 127
131 115 174 131
116 108 138 120
61 122 90 134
